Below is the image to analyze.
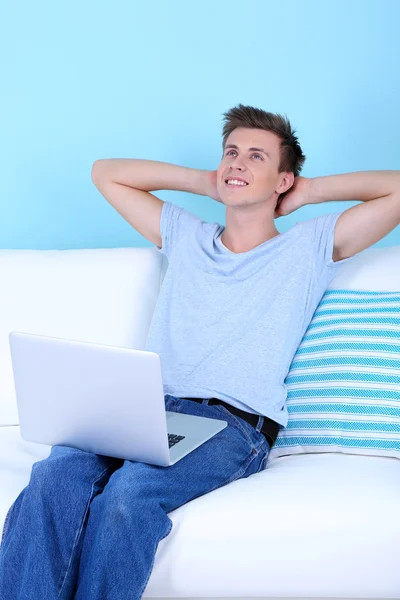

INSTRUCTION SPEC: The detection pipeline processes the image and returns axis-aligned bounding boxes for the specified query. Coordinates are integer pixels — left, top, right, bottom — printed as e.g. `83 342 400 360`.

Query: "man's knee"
101 462 152 514
29 446 92 493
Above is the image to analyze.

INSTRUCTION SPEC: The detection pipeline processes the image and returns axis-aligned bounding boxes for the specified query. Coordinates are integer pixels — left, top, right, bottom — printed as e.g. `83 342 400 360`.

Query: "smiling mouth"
225 178 249 187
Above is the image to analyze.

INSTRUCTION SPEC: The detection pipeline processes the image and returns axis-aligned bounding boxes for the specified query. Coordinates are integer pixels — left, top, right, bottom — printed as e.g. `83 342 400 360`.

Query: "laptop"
8 331 228 467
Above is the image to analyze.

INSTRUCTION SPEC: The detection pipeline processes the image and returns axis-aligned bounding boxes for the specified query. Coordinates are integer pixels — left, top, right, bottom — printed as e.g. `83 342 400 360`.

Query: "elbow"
91 160 104 187
91 159 113 187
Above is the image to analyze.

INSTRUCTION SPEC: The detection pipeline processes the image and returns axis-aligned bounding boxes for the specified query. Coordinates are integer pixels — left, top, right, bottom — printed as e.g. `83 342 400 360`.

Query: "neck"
221 206 280 254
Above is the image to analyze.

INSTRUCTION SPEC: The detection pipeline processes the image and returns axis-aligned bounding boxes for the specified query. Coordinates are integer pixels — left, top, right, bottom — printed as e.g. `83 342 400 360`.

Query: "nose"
229 156 245 171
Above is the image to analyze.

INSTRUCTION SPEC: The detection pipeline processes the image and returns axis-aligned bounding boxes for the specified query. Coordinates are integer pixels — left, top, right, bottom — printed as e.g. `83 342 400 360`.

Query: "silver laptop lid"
8 331 171 465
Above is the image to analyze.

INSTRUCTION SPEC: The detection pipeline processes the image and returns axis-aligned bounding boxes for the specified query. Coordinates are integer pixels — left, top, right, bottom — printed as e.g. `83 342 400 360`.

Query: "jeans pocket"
212 404 270 448
211 404 256 446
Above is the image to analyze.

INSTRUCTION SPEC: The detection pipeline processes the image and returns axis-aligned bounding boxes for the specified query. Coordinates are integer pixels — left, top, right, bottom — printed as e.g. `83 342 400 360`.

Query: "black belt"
181 397 279 449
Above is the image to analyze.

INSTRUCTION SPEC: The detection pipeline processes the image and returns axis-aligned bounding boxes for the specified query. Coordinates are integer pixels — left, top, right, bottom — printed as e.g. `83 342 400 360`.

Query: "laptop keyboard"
168 433 185 448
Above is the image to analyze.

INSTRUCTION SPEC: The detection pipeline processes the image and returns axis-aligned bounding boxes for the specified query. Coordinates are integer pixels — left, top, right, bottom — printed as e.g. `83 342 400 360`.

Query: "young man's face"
217 127 286 207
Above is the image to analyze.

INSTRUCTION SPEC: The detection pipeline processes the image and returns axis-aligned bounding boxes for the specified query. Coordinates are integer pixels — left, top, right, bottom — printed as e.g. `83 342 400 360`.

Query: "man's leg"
0 444 123 599
74 396 270 600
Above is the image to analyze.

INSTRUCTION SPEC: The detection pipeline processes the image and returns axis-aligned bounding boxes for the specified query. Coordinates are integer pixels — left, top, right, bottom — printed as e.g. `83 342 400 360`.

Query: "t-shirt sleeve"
155 200 204 261
308 209 356 268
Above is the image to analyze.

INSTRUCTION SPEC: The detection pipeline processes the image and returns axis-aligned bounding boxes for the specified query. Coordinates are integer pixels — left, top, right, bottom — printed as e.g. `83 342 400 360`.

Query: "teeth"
226 179 247 186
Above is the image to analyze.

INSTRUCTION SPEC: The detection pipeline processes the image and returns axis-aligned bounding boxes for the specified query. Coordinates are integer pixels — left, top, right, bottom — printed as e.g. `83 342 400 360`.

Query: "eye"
225 150 263 160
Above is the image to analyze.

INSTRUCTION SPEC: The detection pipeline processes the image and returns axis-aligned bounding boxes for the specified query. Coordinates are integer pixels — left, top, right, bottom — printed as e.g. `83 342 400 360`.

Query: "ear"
276 172 294 195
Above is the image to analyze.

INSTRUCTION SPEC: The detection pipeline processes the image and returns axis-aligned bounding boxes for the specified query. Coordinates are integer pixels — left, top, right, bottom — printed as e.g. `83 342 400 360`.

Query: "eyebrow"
224 144 271 159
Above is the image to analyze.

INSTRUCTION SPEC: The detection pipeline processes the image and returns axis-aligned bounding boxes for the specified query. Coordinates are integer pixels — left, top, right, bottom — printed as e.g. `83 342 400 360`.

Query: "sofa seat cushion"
0 427 399 598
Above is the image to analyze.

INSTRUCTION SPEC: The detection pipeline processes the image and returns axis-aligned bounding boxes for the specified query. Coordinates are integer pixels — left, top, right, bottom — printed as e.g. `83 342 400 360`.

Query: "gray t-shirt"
144 200 354 427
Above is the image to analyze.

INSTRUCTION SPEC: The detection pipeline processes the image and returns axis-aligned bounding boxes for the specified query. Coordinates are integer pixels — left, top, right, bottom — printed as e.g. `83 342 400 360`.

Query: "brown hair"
222 104 306 201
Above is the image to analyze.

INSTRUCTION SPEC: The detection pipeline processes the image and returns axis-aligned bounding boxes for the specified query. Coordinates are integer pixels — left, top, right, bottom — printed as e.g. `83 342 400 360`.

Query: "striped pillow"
270 289 400 460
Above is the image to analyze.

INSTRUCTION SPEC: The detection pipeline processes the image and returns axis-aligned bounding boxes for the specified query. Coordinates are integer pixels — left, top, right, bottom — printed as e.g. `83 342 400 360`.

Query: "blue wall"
1 0 399 250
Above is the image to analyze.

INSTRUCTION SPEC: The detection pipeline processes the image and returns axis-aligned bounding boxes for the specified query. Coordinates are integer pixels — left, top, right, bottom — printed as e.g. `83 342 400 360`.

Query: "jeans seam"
258 447 270 472
225 447 260 483
0 489 25 549
1 509 12 546
56 463 116 599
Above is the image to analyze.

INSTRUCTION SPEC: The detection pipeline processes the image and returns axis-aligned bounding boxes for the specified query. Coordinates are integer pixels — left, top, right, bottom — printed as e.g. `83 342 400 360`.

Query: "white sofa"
1 246 399 600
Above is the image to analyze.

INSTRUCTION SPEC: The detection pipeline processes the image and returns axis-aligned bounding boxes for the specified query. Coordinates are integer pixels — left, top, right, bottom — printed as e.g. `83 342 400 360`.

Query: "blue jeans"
0 395 270 600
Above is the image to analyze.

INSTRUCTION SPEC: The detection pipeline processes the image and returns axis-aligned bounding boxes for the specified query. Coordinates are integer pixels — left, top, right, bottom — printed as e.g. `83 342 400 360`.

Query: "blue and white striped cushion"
270 289 400 460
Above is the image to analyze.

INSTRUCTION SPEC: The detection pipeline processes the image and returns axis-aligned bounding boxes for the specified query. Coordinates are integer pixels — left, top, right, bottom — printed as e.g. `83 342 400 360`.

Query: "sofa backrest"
1 245 399 426
0 248 166 424
327 245 400 292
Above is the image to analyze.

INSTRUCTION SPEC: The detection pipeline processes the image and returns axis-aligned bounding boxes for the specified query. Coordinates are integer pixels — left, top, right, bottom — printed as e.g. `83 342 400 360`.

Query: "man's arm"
309 171 400 261
91 159 216 248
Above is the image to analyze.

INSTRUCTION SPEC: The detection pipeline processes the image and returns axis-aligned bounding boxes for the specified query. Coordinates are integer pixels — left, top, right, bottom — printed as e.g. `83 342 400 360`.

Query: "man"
1 104 399 599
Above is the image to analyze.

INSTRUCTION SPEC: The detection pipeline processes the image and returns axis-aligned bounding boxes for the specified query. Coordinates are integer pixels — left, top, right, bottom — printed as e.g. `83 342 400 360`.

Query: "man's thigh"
103 396 270 514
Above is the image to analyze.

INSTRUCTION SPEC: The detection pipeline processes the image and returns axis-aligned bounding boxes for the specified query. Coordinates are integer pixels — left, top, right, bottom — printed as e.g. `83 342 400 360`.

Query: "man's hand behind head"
206 170 223 203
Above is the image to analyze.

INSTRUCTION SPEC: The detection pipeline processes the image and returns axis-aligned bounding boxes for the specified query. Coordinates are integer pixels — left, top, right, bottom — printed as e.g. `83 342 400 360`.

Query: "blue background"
1 0 399 250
